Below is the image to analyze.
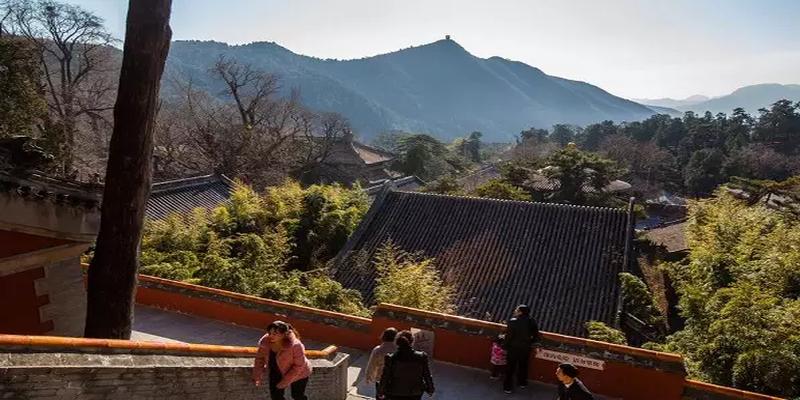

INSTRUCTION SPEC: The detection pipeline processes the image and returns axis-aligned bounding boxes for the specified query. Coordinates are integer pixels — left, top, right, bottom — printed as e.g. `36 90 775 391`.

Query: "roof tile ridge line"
331 181 394 267
614 196 637 329
352 140 397 158
406 190 628 211
349 141 395 166
411 174 427 185
459 164 497 179
0 172 102 198
642 217 689 231
406 189 542 207
396 175 423 184
1 170 100 190
151 173 217 191
218 173 236 187
347 141 370 167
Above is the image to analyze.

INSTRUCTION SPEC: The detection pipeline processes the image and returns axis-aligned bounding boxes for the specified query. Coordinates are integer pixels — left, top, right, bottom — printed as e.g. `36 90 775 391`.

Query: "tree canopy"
488 144 625 207
661 191 800 397
511 102 800 199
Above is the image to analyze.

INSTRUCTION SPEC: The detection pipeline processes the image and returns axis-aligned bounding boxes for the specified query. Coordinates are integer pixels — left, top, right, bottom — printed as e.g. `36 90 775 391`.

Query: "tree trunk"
84 0 172 339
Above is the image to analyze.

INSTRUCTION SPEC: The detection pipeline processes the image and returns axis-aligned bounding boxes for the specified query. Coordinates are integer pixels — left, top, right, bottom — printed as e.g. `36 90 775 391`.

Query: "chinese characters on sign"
535 349 605 370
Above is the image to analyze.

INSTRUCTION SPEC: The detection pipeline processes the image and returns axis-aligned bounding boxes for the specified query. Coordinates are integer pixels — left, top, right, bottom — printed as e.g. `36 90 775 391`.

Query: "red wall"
136 282 376 351
533 355 685 400
372 313 685 400
133 276 777 400
0 267 52 334
0 230 72 258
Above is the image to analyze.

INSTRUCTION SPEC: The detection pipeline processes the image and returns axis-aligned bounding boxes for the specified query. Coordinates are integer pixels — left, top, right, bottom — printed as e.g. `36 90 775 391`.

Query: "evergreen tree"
0 36 45 137
373 240 455 313
550 124 578 146
753 100 800 154
540 144 622 204
684 149 725 196
474 179 532 201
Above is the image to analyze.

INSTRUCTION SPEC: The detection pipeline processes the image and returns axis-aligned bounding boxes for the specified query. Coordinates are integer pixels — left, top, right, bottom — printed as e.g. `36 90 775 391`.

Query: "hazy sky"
66 0 800 100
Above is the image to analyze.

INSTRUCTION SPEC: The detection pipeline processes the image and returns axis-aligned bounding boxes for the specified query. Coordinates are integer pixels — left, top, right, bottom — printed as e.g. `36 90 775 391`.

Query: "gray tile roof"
333 189 634 336
146 174 234 220
457 165 502 192
642 220 689 253
364 176 425 196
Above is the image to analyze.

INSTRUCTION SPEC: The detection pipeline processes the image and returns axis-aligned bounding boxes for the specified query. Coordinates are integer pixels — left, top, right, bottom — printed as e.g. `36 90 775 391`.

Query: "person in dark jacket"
503 304 540 393
378 330 435 400
556 363 595 400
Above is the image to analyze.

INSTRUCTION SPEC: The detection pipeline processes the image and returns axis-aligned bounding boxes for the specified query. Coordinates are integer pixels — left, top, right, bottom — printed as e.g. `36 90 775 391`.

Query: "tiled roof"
333 190 633 336
351 142 395 165
0 171 101 210
364 176 425 196
642 220 689 253
457 165 502 192
146 174 234 220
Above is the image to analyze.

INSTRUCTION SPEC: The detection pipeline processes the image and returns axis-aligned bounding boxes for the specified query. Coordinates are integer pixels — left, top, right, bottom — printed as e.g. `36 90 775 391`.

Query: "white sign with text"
535 348 605 370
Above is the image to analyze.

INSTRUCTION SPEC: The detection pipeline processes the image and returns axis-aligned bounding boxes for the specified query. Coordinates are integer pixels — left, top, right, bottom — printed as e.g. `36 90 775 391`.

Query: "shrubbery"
140 181 370 316
662 191 800 397
585 321 627 345
372 240 455 313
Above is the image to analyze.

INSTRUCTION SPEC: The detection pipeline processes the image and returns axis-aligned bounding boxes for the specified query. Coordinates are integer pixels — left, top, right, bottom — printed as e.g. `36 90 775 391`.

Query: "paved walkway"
132 305 582 400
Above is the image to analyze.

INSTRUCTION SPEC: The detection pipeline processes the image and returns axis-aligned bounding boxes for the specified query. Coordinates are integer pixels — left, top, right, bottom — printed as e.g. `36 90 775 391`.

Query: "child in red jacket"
490 334 507 379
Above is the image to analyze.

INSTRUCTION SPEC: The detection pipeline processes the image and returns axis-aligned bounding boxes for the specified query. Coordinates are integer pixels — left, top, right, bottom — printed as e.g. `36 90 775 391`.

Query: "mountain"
635 95 709 109
644 105 682 117
676 84 800 115
161 38 658 142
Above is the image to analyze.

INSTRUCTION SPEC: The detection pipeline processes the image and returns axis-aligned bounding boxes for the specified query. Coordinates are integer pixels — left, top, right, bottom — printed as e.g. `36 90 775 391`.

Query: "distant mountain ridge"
638 84 800 116
162 38 658 142
634 95 709 109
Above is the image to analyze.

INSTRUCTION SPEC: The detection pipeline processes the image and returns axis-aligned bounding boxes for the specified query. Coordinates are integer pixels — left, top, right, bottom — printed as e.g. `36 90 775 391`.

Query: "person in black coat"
378 330 435 400
503 304 540 393
556 363 595 400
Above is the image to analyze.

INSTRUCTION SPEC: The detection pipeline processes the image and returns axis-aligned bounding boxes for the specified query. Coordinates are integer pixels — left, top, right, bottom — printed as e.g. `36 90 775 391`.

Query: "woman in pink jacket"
253 321 312 400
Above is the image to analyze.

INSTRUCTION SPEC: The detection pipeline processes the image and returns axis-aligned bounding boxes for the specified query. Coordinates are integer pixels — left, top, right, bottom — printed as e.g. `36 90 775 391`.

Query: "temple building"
0 137 100 337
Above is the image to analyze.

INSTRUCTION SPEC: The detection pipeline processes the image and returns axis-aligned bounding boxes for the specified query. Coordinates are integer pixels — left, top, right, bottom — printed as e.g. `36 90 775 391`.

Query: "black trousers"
503 347 531 391
490 363 506 378
386 396 422 400
269 377 309 400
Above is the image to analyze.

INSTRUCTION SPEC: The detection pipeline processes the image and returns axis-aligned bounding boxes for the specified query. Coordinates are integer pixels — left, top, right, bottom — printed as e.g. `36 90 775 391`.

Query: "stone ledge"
1 352 341 369
0 334 338 360
0 351 350 400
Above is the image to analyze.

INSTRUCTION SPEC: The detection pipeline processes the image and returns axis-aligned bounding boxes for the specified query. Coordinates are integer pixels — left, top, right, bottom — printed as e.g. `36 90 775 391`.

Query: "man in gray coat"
365 328 398 397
